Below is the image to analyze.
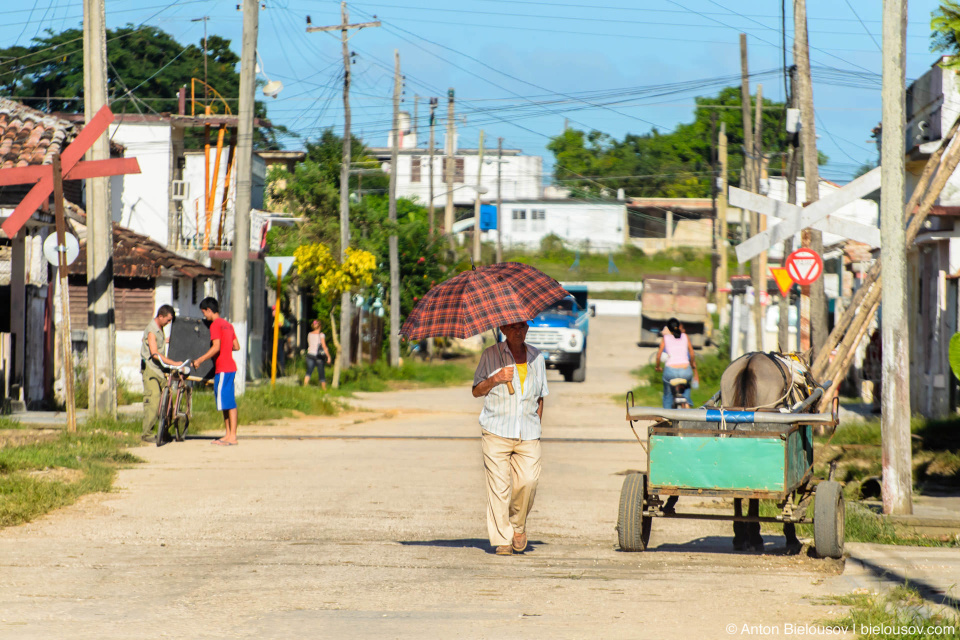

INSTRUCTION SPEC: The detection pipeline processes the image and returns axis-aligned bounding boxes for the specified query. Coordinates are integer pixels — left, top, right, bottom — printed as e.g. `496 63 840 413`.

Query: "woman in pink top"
654 317 698 409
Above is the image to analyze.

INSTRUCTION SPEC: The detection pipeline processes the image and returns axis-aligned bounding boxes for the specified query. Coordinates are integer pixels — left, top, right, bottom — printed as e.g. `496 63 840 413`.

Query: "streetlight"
255 50 284 98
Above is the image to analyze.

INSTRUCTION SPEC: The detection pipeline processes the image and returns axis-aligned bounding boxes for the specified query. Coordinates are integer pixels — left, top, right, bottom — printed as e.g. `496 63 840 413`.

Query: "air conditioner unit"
171 180 189 201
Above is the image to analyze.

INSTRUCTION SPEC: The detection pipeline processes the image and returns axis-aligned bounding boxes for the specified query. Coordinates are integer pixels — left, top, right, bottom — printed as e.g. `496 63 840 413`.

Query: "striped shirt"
473 342 549 440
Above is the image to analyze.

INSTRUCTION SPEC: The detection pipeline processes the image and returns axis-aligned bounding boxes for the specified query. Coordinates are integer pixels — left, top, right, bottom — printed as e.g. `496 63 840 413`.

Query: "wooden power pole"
717 123 729 329
445 88 456 252
428 97 438 236
307 3 380 369
388 50 401 367
753 84 766 351
83 0 116 415
794 0 827 356
52 154 77 433
229 0 259 395
496 137 504 264
880 0 912 515
473 130 484 265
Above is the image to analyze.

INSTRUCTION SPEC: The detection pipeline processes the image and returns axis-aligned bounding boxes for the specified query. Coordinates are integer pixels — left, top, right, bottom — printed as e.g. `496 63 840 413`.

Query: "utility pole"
739 35 755 206
473 130 485 265
307 3 380 369
779 66 800 351
83 0 116 415
428 97 438 236
718 123 729 329
753 84 766 351
388 50 401 367
412 94 418 144
880 0 912 515
496 137 504 264
191 16 209 103
740 35 763 350
52 154 77 433
794 0 827 356
445 88 456 252
230 0 258 395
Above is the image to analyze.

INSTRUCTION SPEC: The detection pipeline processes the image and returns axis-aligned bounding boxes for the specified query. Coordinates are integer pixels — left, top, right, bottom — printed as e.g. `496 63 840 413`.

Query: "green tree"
0 25 281 148
548 86 827 198
932 1 960 61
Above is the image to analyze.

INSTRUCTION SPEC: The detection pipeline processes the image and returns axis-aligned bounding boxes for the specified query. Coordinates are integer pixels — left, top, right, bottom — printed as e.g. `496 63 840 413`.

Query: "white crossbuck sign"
731 166 881 262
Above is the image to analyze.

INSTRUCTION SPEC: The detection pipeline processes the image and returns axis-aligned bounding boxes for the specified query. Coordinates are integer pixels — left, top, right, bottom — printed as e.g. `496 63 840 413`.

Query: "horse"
719 351 813 552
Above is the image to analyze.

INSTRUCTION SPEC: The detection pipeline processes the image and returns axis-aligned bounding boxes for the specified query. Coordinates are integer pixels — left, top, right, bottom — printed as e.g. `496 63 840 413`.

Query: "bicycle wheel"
173 384 191 441
180 386 192 440
156 384 172 446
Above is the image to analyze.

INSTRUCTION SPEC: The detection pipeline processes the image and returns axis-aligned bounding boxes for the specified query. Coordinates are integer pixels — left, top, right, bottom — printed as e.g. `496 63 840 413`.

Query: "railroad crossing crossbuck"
730 166 882 262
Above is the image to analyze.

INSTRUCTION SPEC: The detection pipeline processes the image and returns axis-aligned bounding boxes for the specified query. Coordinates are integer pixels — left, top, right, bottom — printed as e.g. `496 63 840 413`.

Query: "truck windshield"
546 298 577 315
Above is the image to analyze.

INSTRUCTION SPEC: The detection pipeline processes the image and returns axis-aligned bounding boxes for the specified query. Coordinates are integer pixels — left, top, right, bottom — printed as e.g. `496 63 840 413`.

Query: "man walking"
193 298 241 446
141 305 181 442
472 322 548 555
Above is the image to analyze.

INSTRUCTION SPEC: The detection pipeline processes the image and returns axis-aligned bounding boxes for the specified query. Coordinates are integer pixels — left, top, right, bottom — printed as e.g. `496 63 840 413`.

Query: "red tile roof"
68 223 221 280
0 98 76 169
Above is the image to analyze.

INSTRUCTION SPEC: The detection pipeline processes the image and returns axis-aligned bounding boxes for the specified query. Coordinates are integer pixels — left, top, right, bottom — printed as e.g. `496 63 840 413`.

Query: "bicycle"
156 360 193 446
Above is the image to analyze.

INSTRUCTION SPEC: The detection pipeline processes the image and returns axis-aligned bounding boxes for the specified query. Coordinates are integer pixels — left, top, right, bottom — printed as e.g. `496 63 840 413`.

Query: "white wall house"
453 200 627 252
369 113 542 207
899 57 960 417
108 118 174 246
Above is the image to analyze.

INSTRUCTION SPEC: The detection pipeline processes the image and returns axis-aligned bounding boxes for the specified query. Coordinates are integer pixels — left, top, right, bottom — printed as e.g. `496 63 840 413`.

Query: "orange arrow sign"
770 267 793 297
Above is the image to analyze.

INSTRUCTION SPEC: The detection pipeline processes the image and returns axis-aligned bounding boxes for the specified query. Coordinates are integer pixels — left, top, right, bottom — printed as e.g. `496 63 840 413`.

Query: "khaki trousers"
481 430 542 546
141 367 166 437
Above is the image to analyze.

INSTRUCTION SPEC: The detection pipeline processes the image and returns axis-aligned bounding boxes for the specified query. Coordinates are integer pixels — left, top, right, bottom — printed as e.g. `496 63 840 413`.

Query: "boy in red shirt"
194 298 241 445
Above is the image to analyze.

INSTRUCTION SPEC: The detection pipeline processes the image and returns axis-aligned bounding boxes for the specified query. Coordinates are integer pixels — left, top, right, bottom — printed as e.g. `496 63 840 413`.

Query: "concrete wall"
108 122 172 246
182 151 266 249
478 202 626 252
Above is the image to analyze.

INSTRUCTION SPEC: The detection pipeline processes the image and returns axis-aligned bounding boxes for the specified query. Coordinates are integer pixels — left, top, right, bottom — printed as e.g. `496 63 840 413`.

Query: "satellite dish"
262 80 283 98
43 232 80 267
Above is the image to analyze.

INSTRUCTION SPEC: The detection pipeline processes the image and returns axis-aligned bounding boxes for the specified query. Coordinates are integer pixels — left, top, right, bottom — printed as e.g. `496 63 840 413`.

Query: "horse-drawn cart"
618 388 845 558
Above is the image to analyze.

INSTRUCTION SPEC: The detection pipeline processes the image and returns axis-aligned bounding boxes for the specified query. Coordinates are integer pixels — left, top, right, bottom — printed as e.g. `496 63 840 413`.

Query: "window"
455 157 465 182
411 156 421 183
531 209 546 233
512 209 527 232
172 279 180 302
192 279 200 305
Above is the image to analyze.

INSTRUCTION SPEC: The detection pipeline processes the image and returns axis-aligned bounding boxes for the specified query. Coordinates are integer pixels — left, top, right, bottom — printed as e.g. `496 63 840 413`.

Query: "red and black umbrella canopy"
400 262 569 340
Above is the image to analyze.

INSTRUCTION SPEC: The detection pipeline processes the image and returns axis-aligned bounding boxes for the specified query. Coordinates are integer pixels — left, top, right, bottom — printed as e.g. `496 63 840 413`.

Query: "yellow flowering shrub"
294 243 376 296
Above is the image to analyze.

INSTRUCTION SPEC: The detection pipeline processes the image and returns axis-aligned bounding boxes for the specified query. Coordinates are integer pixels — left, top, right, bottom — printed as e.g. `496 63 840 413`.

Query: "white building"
453 199 628 252
369 112 542 207
67 113 270 381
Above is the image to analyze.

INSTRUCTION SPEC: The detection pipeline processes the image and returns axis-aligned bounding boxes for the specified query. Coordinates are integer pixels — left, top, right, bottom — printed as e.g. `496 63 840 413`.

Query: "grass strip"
823 586 960 639
0 416 142 528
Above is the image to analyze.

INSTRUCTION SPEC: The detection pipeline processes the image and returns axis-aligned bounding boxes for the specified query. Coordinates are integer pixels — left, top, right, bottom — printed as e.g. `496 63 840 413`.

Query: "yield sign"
770 267 793 296
731 165 881 262
785 248 823 286
0 105 141 238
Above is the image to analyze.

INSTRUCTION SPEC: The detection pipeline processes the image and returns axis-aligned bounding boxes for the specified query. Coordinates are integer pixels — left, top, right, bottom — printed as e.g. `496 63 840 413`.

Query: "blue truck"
524 285 593 382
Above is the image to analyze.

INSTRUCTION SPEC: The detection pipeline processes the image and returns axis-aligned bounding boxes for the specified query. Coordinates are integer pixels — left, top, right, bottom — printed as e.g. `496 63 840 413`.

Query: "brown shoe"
495 545 513 556
512 532 528 553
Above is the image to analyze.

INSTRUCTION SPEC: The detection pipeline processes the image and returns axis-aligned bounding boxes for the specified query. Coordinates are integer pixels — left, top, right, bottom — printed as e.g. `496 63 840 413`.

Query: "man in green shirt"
141 305 182 442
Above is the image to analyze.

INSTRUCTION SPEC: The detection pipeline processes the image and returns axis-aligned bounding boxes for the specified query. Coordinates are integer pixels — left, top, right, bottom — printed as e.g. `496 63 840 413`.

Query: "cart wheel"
814 481 845 559
617 473 652 552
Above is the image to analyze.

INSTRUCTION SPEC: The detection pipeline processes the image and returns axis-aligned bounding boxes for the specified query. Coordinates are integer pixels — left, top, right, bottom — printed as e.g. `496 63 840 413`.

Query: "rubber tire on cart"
156 386 171 447
814 481 845 559
617 473 652 551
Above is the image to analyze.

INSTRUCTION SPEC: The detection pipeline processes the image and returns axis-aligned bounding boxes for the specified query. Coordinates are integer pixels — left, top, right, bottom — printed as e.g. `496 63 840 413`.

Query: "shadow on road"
399 538 548 554
649 535 805 556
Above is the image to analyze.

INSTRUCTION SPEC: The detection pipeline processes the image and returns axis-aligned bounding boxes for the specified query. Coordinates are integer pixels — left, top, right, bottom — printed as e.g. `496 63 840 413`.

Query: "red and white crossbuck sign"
0 105 141 238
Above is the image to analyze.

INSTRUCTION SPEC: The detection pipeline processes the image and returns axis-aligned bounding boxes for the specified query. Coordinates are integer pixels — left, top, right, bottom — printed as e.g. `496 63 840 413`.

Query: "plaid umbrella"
400 262 569 340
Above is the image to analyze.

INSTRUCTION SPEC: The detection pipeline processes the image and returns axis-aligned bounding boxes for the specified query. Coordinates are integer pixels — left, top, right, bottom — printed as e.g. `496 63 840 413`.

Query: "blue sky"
0 0 948 184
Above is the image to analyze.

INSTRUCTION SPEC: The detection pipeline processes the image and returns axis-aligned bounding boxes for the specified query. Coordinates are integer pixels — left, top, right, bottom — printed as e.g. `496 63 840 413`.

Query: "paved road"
0 316 936 639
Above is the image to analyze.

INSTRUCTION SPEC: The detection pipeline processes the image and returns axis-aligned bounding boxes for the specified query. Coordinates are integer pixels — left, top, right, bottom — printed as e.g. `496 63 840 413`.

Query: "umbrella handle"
506 381 515 395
